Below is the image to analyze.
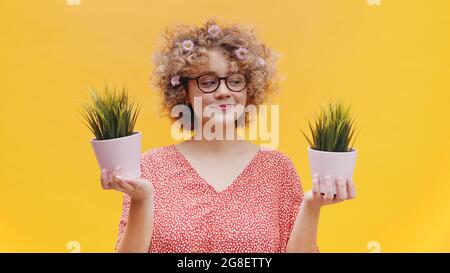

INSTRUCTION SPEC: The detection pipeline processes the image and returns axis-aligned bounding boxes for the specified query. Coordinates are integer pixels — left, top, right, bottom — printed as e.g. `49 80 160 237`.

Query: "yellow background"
1 0 449 252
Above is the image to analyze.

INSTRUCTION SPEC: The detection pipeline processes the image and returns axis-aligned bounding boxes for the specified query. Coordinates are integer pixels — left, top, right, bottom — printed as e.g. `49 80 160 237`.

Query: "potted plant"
80 85 142 188
301 99 360 195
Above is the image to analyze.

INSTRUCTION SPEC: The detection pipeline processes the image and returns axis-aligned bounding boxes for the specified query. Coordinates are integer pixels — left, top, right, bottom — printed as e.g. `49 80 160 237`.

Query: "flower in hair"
170 75 180 86
181 40 194 52
235 47 248 60
256 56 265 67
207 25 221 37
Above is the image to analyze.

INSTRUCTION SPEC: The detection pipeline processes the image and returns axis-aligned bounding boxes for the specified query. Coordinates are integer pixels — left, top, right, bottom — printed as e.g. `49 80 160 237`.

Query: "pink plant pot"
91 131 142 180
307 146 358 195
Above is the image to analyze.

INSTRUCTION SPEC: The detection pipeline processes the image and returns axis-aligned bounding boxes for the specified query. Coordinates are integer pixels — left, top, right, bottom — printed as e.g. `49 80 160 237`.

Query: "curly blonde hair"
151 18 281 129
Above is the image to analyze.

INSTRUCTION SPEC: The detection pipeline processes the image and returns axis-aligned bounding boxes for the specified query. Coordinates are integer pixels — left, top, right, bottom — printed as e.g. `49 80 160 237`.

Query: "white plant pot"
307 146 358 195
91 131 142 181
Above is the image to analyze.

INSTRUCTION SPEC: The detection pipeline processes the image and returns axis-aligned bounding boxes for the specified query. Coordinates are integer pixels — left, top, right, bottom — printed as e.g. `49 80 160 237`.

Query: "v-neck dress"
115 144 305 253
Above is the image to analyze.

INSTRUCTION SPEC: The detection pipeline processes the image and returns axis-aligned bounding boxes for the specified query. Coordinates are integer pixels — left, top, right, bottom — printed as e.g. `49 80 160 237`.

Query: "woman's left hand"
304 174 356 209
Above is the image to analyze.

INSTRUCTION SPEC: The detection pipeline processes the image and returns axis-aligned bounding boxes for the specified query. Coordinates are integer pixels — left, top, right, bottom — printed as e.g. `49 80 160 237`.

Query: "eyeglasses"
185 73 248 93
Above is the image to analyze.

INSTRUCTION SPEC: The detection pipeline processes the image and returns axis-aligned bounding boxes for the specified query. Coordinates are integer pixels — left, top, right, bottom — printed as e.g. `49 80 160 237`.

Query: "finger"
347 178 356 199
100 168 107 183
117 178 134 192
324 175 333 201
112 175 126 192
100 168 110 190
104 168 114 190
312 174 320 199
112 165 121 178
336 176 347 200
125 179 140 189
106 168 113 184
111 166 122 188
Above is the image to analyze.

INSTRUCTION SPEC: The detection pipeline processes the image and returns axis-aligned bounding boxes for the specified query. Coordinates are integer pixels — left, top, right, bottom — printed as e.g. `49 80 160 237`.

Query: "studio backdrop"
1 0 449 252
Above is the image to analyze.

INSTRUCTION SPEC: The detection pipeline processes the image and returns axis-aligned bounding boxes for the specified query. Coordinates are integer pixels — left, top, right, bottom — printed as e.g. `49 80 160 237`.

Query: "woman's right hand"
100 166 154 202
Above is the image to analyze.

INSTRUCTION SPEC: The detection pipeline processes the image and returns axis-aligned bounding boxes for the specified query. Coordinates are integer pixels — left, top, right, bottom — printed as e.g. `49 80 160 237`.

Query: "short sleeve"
278 155 304 252
115 193 131 251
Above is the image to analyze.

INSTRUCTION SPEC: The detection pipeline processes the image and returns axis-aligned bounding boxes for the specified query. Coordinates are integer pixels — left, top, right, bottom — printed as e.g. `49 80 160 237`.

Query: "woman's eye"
201 81 215 85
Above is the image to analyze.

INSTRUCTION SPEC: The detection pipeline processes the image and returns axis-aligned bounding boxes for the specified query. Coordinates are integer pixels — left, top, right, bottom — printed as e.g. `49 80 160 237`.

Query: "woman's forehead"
198 70 233 76
207 50 239 72
194 66 242 77
208 63 231 76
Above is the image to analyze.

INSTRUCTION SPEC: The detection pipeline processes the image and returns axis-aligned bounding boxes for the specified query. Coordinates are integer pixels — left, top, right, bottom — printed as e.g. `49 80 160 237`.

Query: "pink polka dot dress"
115 144 305 253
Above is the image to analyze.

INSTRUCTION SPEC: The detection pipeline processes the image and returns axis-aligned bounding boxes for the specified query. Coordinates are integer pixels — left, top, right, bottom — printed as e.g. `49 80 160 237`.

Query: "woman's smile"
215 104 235 111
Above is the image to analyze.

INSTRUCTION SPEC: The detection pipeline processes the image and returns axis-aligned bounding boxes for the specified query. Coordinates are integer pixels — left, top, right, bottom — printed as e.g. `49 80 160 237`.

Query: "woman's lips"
216 104 235 110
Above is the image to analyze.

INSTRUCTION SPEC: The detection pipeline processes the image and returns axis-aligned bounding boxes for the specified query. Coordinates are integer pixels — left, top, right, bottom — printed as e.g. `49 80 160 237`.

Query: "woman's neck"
182 131 256 156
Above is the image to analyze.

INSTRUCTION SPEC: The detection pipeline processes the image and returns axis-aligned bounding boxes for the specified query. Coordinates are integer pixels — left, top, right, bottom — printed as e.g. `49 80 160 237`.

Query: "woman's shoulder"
138 145 178 180
257 147 301 185
141 144 176 165
258 146 296 167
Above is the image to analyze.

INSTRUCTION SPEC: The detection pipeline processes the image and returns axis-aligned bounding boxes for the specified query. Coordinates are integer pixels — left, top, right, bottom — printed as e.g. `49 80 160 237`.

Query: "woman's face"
186 49 248 128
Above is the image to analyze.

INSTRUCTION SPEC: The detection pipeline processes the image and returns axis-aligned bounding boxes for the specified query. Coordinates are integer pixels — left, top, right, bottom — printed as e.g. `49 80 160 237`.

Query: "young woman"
100 19 356 253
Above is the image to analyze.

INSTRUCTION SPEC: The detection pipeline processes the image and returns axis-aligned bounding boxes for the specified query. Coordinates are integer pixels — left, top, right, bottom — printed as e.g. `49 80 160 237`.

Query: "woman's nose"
214 79 231 98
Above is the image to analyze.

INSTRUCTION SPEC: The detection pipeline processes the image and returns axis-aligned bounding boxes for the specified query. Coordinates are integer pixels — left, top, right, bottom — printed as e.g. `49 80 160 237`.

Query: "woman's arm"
286 197 320 253
116 197 154 253
102 166 155 253
286 174 356 253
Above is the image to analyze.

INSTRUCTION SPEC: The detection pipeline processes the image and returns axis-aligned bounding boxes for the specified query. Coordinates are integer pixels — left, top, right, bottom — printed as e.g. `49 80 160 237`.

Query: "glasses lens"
226 74 246 92
198 75 219 93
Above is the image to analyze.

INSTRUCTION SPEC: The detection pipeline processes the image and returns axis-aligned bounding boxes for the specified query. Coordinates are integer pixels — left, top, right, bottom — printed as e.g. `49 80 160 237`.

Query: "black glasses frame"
185 73 249 93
